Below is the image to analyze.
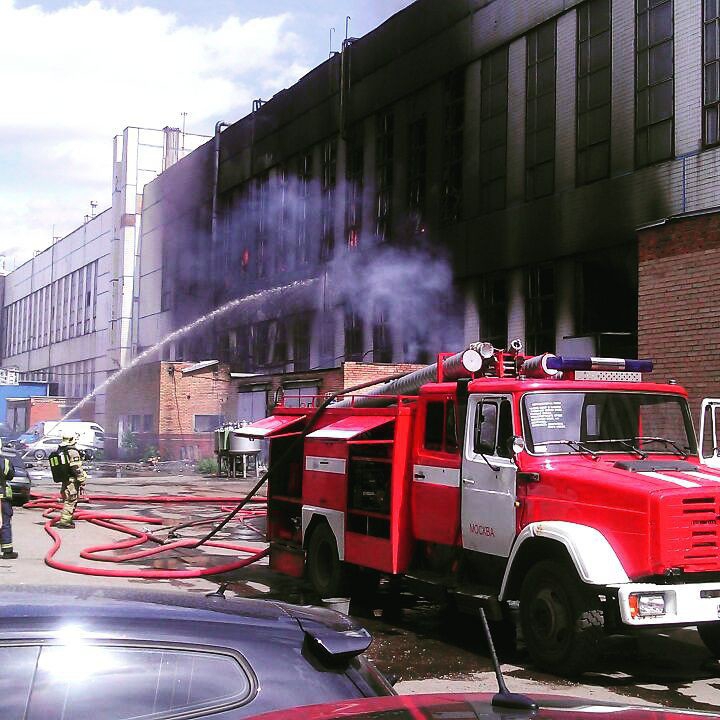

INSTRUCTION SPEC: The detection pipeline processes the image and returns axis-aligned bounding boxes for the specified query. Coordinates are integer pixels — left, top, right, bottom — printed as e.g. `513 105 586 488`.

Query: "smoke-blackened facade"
137 0 720 376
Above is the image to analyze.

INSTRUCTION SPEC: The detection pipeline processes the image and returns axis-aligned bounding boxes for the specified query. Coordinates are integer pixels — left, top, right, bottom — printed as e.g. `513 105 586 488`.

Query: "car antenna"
478 608 538 711
206 582 228 599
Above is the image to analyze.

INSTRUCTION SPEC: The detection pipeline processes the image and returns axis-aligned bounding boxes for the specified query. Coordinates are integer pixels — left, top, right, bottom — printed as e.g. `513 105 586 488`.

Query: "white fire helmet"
62 432 77 445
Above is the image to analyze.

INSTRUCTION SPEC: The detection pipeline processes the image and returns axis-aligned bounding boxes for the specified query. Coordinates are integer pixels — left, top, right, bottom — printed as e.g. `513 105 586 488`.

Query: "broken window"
297 151 313 266
344 308 364 361
407 116 427 233
372 304 393 363
375 110 394 242
345 132 363 249
320 139 337 261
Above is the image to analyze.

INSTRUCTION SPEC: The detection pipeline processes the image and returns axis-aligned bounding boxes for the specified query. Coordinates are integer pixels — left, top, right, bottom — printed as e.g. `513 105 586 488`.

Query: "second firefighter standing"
0 444 17 559
49 433 88 529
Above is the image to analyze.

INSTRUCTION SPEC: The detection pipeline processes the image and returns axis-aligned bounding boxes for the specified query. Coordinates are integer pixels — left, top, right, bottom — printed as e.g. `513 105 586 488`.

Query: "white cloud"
0 0 309 263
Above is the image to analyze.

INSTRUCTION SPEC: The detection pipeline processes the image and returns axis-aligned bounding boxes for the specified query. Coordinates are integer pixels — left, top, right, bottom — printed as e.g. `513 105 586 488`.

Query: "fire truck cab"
240 347 720 676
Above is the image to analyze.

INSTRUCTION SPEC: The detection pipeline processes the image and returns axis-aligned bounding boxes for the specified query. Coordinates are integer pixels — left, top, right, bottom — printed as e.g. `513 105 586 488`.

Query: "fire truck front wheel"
697 623 720 657
306 523 348 598
519 559 603 676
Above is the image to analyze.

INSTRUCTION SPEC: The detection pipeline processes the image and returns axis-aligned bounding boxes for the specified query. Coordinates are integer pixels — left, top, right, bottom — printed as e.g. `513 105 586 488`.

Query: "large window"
526 22 556 200
480 46 509 212
375 111 394 243
345 133 363 249
441 69 465 223
525 264 555 355
320 139 337 261
577 0 612 185
704 0 720 146
297 151 312 266
372 304 393 363
194 414 225 432
635 0 674 167
344 308 364 361
407 116 427 233
478 274 507 350
255 172 269 278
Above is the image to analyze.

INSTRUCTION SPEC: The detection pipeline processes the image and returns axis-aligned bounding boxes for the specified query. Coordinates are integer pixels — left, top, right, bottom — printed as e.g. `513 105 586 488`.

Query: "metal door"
461 394 517 557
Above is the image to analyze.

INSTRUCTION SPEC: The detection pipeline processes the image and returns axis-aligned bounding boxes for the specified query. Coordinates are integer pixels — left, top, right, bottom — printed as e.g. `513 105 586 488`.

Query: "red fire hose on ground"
25 493 269 580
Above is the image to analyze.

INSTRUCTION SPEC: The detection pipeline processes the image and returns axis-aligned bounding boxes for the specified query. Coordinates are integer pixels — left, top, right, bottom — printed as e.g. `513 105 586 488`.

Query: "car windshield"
522 392 696 456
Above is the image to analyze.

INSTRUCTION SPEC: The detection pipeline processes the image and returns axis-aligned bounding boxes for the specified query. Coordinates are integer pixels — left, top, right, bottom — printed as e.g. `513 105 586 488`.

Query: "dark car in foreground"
1 451 31 504
245 692 718 720
0 585 393 720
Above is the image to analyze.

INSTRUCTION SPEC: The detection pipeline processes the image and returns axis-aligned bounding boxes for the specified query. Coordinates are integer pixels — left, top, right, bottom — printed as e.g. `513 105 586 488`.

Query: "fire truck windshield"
522 391 697 456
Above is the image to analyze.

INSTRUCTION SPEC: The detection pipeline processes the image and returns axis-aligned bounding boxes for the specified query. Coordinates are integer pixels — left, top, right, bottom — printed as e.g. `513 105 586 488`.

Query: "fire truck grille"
676 497 719 567
656 495 720 572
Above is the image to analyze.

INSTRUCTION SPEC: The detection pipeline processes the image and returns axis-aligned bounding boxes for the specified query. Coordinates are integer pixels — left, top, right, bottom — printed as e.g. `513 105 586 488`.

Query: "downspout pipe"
211 121 229 248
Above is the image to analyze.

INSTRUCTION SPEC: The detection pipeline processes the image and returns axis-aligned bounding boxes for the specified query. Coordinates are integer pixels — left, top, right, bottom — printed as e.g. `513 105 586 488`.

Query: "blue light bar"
545 356 653 373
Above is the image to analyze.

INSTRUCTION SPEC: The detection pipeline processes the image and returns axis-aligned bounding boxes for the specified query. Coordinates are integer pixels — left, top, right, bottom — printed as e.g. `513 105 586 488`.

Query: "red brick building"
638 208 720 415
106 360 423 460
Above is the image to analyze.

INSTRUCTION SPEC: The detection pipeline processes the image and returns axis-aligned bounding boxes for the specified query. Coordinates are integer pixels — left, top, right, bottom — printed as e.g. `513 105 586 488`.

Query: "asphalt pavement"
4 464 720 713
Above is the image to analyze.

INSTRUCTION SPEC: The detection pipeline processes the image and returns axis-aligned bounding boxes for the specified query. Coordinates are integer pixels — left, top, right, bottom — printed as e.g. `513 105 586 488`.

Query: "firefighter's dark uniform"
50 436 88 529
0 454 17 559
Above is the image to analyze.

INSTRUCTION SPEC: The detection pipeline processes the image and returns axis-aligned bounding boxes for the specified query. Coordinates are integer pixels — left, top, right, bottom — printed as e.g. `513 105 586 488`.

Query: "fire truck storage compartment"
304 415 396 540
267 433 304 544
347 443 392 539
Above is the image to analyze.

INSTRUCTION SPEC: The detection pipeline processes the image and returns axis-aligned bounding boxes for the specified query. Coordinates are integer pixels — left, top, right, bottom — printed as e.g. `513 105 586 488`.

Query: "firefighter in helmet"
50 432 88 529
0 440 18 559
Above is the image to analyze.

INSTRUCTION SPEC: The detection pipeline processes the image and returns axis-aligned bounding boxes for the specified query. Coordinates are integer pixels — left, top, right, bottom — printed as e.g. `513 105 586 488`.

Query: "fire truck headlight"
629 592 666 618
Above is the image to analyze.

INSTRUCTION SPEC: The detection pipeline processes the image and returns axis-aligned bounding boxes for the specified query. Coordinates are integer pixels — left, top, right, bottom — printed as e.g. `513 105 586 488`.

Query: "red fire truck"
237 344 720 675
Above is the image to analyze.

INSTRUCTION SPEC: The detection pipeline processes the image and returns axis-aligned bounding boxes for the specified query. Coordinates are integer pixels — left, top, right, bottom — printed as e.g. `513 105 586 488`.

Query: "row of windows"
158 0 712 301
476 252 637 358
24 358 97 399
3 261 98 357
222 306 395 373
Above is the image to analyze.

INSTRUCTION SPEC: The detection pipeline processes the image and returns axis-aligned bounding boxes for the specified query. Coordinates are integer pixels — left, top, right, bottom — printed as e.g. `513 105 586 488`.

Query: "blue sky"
0 0 414 266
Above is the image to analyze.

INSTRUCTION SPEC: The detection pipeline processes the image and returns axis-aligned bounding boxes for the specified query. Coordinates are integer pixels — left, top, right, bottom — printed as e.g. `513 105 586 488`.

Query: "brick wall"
638 211 720 416
239 362 428 417
157 362 232 459
106 361 233 460
341 362 425 393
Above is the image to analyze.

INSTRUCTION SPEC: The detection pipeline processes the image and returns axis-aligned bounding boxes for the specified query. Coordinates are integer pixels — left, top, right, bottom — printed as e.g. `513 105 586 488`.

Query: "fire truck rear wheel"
519 559 603 676
306 523 348 599
697 623 720 657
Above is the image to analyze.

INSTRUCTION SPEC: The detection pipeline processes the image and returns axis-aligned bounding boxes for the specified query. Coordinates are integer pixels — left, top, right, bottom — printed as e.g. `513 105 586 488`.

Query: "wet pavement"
7 464 720 712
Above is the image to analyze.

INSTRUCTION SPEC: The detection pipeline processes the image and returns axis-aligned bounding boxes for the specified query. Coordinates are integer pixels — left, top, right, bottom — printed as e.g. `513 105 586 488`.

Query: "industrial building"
3 0 720 455
137 0 720 397
0 127 208 428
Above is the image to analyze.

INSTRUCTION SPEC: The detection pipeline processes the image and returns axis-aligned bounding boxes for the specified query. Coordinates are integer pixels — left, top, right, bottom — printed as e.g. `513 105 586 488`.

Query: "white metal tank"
229 421 262 455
